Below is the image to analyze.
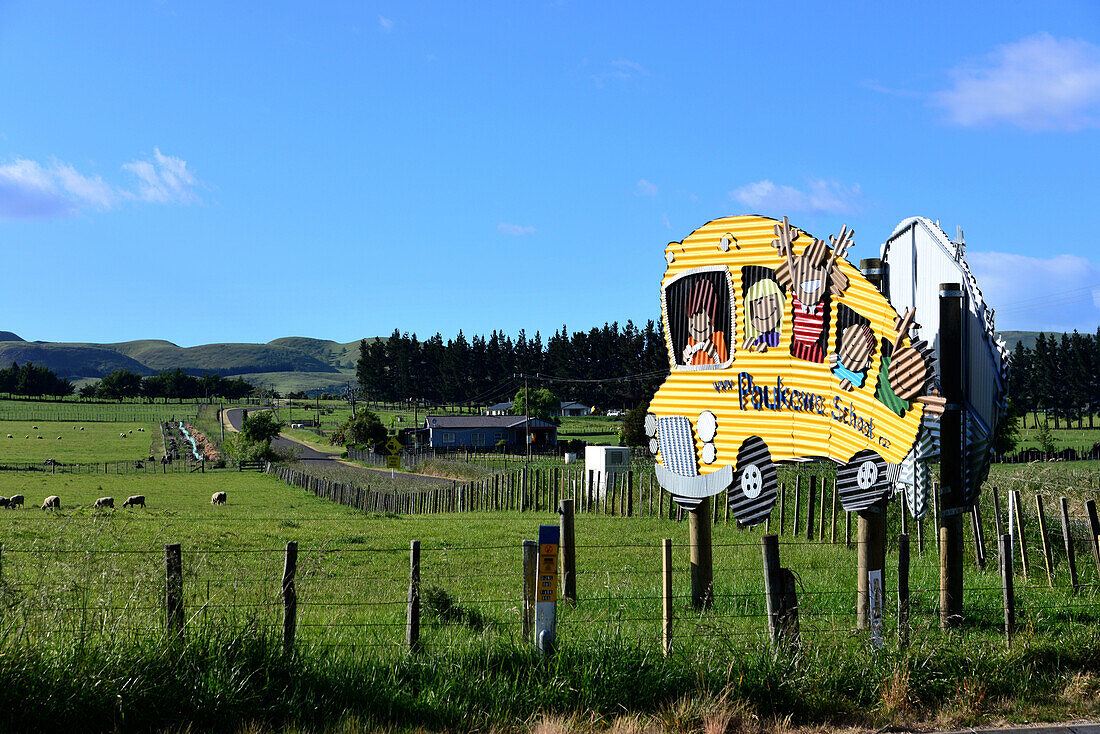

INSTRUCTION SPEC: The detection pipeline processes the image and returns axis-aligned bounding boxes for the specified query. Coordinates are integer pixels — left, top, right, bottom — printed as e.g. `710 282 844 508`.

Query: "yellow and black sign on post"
535 524 559 654
386 436 402 470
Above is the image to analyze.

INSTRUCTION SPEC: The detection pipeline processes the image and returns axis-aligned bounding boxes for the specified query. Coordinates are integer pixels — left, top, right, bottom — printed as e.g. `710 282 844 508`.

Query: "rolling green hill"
0 334 375 393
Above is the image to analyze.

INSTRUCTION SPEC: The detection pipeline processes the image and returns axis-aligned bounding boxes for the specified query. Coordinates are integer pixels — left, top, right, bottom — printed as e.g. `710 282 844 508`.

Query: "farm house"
424 415 557 450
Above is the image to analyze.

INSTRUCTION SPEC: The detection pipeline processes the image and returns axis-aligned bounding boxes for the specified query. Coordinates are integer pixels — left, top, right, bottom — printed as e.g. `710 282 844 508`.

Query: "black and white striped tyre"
728 436 777 527
836 450 889 512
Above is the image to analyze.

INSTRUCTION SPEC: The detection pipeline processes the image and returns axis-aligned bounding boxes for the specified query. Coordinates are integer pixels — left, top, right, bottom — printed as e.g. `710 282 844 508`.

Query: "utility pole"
939 282 965 627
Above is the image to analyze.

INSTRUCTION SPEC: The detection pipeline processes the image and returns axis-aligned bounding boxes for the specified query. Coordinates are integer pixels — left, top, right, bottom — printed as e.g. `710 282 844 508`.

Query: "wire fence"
4 487 1099 658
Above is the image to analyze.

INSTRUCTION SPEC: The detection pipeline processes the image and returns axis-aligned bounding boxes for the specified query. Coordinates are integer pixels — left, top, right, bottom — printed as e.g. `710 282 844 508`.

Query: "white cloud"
498 222 535 236
729 178 862 216
593 58 646 88
966 250 1100 331
121 148 199 204
934 33 1100 130
635 178 657 197
0 149 201 221
379 15 393 32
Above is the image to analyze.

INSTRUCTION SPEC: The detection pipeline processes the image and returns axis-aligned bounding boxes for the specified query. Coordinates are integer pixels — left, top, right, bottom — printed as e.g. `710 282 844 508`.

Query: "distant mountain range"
0 329 1063 395
0 332 378 394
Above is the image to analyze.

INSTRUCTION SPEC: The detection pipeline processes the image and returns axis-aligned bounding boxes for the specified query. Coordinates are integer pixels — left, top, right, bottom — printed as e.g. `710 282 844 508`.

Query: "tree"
96 369 144 399
511 386 559 422
330 409 387 450
620 401 650 447
240 411 283 444
993 399 1022 455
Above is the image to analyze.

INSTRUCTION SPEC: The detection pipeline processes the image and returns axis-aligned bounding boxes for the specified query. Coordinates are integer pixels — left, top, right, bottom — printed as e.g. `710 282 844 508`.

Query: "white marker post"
868 568 883 650
535 524 560 655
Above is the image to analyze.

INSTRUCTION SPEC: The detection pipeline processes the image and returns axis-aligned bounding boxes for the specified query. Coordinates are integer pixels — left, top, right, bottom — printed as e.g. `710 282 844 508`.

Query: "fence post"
165 543 184 641
898 533 910 648
1011 490 1030 577
793 477 801 537
806 475 816 541
407 539 421 652
1036 494 1054 587
779 482 786 536
1059 497 1079 593
522 539 538 642
662 538 673 656
998 533 1015 647
830 480 838 543
818 477 827 541
762 534 799 646
282 541 297 654
970 504 986 570
558 499 576 604
1085 499 1100 579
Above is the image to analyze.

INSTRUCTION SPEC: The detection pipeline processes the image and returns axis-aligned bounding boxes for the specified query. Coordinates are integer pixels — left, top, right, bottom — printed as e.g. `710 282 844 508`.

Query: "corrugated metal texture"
651 215 927 486
881 217 1010 506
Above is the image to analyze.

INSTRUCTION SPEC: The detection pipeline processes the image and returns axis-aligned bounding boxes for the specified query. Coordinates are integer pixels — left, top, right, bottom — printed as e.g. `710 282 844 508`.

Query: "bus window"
742 266 785 352
831 304 875 391
665 268 733 369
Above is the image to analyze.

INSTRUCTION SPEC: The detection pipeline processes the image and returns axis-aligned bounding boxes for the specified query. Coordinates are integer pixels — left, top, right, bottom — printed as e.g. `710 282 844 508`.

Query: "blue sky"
2 1 1099 346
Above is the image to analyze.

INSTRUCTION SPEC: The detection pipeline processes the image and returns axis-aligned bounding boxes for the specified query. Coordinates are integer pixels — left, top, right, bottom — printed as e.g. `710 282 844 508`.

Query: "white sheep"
122 495 146 508
211 491 227 505
36 436 42 440
5 434 11 439
94 496 114 509
80 426 85 431
41 495 60 510
8 495 24 509
32 426 37 430
56 436 62 440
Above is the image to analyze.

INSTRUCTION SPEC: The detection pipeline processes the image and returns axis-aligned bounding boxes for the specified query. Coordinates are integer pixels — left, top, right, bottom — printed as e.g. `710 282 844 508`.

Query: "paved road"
224 408 449 484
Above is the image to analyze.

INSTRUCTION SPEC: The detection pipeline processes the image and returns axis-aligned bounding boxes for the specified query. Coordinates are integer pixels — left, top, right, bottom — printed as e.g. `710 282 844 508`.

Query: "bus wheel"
729 436 777 527
837 449 889 512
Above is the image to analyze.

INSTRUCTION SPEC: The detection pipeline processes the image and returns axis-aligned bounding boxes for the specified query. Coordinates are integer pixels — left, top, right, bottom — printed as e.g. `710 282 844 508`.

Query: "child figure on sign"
743 277 783 352
830 324 875 390
681 279 729 366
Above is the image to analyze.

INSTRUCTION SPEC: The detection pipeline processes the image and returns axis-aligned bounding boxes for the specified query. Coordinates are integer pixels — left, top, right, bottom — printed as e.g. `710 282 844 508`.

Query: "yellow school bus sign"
647 215 944 525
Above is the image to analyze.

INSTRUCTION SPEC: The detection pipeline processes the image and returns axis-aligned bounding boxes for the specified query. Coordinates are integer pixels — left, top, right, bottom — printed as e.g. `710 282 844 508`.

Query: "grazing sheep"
80 426 85 431
41 495 60 510
94 496 114 509
8 495 24 509
32 426 37 430
128 430 133 435
122 495 146 508
211 491 227 505
0 497 9 509
120 433 126 438
6 434 11 439
36 435 42 439
56 436 62 440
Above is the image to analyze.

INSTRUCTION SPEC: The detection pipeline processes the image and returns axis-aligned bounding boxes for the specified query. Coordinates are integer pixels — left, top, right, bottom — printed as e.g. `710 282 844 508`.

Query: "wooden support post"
165 543 184 641
938 283 965 628
762 534 782 643
762 534 799 646
857 500 886 629
282 541 297 654
1085 499 1100 579
898 533 910 647
407 540 421 652
559 499 576 604
1059 497 1079 593
998 533 1015 646
689 500 713 610
662 538 673 656
522 540 538 642
932 481 941 554
1036 494 1055 587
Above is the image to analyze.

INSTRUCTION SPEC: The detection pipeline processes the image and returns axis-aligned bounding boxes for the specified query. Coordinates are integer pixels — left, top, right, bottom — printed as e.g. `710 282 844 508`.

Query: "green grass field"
0 398 199 423
0 420 161 464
